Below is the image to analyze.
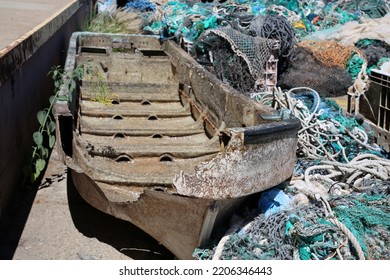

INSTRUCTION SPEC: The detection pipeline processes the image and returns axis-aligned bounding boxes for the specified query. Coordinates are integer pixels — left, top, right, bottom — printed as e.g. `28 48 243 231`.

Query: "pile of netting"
265 0 389 39
103 1 389 99
141 0 389 42
352 39 390 76
193 188 390 260
192 13 295 94
278 42 355 97
193 85 390 260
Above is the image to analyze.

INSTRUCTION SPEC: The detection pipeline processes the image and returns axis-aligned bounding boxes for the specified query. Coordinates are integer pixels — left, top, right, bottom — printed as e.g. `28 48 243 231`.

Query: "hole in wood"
113 133 125 138
113 115 123 120
115 155 132 163
141 100 151 106
148 115 158 121
159 155 173 162
80 47 107 54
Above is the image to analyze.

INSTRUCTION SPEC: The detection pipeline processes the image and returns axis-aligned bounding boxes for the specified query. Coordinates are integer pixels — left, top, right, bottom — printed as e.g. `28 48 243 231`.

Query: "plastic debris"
97 0 117 14
257 188 292 218
124 0 157 12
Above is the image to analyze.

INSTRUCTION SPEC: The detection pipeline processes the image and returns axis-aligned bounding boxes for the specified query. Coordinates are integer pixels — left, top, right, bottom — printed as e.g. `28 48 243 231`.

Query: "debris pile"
194 86 390 260
96 0 390 260
194 190 390 260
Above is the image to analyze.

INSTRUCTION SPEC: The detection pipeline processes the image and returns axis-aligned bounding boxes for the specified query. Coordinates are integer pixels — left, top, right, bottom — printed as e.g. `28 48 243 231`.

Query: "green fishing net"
193 191 390 260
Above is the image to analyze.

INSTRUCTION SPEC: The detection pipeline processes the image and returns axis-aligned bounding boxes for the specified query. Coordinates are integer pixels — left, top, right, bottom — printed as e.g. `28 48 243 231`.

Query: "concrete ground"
0 0 77 51
0 145 175 260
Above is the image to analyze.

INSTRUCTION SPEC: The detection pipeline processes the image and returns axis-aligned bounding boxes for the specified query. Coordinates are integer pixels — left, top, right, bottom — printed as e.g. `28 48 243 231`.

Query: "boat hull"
70 169 246 259
54 32 300 259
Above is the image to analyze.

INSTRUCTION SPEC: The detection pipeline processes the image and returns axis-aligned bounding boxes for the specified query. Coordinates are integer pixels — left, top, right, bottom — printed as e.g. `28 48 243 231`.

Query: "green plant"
23 65 86 183
89 70 117 105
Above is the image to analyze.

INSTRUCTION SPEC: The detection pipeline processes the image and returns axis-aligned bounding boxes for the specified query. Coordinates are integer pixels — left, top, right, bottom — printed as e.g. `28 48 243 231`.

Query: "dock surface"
0 0 76 51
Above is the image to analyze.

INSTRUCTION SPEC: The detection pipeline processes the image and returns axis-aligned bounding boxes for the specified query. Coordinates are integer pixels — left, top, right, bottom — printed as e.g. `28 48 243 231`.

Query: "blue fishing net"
124 0 156 12
144 2 221 41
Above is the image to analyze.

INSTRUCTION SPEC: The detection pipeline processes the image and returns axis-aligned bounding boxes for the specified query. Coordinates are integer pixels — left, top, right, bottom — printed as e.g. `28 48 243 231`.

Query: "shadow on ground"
0 185 37 260
66 170 175 260
0 169 175 260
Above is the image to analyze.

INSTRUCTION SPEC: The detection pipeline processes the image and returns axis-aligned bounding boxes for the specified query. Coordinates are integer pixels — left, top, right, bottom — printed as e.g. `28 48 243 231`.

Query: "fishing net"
208 42 256 93
143 1 222 42
195 26 280 94
331 192 390 259
193 189 390 260
304 13 390 46
342 0 390 19
245 14 295 72
245 14 296 59
299 40 355 69
277 46 353 97
346 54 366 80
123 0 157 12
355 39 390 71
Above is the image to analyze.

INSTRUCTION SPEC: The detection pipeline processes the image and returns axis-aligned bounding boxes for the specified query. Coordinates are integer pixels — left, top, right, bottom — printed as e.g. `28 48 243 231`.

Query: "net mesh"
193 190 390 260
299 40 356 69
247 14 296 59
277 46 353 97
355 39 390 69
195 26 280 94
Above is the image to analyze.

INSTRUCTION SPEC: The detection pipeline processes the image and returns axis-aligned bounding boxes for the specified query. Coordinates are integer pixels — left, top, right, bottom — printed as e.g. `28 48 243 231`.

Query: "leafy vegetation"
89 70 119 105
23 65 86 184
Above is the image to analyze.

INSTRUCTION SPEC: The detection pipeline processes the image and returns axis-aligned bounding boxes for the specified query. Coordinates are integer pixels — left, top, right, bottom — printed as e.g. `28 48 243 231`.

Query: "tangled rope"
303 153 390 197
267 4 301 23
248 14 296 58
346 51 372 116
255 87 382 162
253 87 389 261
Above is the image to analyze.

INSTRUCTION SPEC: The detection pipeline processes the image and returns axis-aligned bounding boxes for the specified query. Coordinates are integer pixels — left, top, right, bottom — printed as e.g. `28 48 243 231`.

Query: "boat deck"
76 50 221 190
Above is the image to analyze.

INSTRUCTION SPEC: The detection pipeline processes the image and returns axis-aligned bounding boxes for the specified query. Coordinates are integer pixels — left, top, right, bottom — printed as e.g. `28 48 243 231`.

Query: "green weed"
23 65 86 184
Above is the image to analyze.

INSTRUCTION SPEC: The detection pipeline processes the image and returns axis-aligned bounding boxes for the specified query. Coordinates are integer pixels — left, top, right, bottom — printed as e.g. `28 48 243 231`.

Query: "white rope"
256 87 380 161
212 219 246 260
318 195 365 260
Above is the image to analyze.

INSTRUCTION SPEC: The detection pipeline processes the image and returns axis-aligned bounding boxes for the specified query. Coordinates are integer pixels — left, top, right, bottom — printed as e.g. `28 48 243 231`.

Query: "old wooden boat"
54 32 300 259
